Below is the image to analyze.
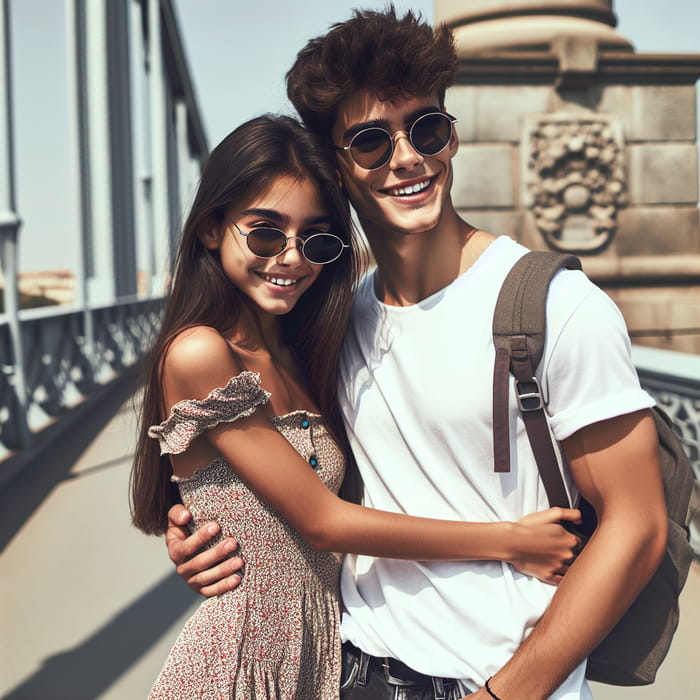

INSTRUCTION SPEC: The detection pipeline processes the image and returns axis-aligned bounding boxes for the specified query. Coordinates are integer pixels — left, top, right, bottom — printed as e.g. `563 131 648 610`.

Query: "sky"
173 0 700 149
7 0 700 274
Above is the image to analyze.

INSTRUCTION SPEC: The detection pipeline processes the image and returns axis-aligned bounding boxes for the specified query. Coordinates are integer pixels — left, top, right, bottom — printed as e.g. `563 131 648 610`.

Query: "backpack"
491 250 695 686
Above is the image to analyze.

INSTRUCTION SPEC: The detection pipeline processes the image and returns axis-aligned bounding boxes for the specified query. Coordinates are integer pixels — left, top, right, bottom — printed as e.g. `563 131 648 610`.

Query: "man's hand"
166 504 244 597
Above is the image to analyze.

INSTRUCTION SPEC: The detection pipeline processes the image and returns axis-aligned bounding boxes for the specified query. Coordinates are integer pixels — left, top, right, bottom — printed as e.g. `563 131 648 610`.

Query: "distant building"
17 269 76 306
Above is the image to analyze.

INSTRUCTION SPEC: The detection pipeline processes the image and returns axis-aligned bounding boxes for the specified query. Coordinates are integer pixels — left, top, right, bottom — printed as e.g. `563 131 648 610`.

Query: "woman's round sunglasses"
335 112 457 170
231 222 349 265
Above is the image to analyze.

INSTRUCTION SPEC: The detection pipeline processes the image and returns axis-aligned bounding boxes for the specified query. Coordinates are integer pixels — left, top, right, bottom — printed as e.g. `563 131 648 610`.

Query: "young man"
165 8 666 699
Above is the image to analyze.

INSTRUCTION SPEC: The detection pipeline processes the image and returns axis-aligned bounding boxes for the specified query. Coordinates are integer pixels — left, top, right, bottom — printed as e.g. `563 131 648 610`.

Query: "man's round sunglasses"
231 222 349 265
335 112 457 170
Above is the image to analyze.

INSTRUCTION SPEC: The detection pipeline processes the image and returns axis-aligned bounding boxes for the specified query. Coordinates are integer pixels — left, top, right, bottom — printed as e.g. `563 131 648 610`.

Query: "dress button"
301 418 310 429
309 455 318 468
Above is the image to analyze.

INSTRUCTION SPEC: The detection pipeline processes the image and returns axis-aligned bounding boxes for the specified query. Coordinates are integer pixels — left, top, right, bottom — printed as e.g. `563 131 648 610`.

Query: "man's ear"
198 217 224 250
440 104 459 158
448 119 459 157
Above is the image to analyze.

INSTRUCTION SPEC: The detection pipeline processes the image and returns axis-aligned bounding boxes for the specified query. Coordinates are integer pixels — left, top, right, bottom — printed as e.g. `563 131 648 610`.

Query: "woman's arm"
208 412 581 565
219 419 581 568
161 328 581 579
165 503 580 595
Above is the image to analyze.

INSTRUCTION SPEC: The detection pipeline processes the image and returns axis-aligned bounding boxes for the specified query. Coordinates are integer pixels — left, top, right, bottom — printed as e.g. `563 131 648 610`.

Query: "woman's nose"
276 236 305 263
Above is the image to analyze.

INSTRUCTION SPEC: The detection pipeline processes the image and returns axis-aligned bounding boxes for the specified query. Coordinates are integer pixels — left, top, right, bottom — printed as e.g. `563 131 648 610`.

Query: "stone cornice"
457 52 700 85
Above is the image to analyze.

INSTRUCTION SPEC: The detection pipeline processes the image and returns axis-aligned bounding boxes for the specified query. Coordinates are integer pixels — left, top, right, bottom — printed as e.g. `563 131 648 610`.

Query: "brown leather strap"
491 252 582 505
493 347 512 472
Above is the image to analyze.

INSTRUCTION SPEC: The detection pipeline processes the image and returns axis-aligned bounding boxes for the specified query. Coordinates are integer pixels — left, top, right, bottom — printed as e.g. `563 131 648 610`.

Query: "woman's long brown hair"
130 115 365 535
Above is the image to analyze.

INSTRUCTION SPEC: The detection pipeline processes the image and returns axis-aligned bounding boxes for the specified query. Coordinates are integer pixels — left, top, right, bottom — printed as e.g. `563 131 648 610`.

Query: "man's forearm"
481 410 667 699
484 513 666 699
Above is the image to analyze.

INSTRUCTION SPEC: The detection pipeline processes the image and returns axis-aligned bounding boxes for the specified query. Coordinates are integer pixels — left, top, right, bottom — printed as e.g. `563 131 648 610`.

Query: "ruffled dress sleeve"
148 370 271 455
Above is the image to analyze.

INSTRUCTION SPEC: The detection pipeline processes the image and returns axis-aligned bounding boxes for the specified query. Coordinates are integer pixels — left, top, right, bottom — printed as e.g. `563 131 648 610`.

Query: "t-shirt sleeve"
541 271 655 441
148 370 271 455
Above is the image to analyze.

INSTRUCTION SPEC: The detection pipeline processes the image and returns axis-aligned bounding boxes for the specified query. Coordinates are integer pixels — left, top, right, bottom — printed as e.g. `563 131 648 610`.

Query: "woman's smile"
256 270 306 289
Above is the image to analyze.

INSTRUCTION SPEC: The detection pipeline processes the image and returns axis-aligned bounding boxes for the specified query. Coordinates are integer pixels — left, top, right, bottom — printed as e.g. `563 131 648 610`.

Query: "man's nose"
389 131 423 168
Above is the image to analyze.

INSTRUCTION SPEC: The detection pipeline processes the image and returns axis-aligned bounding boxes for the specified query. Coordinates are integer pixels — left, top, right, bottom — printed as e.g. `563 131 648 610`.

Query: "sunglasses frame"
335 111 458 170
231 222 349 265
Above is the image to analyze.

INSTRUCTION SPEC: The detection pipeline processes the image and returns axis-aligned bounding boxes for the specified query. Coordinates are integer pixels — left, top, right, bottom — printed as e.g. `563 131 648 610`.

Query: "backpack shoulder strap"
492 251 582 506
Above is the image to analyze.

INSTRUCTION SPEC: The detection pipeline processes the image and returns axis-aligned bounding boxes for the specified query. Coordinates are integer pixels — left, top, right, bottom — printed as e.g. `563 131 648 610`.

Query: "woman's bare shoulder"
162 326 243 402
167 326 228 361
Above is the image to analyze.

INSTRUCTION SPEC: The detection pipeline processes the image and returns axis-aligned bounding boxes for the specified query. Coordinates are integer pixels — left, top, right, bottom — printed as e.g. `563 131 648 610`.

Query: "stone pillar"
0 0 31 448
106 0 137 299
129 0 153 297
439 0 700 353
148 0 173 296
80 0 116 304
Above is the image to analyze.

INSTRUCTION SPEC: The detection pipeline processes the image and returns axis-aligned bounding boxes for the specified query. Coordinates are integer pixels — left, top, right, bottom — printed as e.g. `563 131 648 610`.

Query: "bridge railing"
0 298 164 460
0 0 206 469
632 346 700 554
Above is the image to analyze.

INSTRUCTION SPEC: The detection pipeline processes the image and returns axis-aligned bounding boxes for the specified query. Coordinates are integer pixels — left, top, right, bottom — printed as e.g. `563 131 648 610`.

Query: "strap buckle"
515 376 544 411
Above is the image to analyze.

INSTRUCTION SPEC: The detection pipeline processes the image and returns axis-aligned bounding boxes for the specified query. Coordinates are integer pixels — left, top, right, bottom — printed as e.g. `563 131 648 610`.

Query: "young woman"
130 115 581 699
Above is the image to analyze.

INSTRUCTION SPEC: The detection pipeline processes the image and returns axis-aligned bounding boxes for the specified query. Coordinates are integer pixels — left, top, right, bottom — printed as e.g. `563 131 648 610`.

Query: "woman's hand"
508 507 583 585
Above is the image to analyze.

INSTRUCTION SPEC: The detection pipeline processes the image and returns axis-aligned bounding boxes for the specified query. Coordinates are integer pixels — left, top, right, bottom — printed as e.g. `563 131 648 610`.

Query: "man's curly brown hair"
286 5 458 144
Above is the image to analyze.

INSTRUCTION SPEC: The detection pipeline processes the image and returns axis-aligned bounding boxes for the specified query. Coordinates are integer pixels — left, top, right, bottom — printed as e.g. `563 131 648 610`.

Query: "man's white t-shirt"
337 236 655 697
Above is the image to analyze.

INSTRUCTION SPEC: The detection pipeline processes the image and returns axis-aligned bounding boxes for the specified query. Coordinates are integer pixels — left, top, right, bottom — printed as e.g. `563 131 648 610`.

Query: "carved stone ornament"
522 114 626 253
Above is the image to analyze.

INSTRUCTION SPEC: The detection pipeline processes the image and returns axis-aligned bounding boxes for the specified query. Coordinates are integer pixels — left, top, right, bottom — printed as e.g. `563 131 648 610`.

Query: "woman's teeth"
262 274 298 287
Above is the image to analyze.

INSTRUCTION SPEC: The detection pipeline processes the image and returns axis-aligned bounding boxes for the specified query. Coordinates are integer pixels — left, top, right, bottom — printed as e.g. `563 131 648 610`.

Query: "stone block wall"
447 66 700 352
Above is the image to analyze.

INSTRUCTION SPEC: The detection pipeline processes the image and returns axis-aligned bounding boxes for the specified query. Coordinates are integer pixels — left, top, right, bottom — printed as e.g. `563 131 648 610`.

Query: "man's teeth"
389 180 431 197
263 274 298 287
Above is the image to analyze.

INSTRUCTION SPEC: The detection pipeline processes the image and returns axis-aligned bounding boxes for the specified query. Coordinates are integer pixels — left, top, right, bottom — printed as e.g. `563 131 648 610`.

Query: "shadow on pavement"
0 368 140 553
2 570 195 700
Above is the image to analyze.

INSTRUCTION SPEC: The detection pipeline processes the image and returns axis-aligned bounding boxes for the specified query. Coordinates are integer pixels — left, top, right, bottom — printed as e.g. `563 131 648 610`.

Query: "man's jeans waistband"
340 641 471 700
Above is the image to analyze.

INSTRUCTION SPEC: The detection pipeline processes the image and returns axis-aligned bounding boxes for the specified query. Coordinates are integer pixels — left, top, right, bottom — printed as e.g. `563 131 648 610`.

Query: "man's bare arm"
166 504 244 597
471 409 667 700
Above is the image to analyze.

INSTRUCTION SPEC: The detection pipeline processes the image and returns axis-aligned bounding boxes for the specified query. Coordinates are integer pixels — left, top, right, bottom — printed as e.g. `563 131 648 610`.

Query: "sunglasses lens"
303 234 344 264
345 114 454 169
411 113 452 156
246 228 287 257
349 128 392 170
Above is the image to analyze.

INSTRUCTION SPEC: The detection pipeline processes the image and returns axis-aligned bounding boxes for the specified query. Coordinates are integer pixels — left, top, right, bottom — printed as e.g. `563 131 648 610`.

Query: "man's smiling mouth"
384 178 432 197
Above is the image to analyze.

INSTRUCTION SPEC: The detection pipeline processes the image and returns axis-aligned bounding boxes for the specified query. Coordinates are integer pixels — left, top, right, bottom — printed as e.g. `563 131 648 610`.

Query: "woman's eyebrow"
239 208 285 224
239 209 331 228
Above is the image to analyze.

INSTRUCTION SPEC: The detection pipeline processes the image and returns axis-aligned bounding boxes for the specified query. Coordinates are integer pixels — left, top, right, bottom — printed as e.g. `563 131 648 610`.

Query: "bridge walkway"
0 386 697 699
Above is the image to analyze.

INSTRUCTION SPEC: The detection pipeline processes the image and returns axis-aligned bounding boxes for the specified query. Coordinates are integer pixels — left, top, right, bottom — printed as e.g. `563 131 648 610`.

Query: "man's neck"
362 208 495 307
